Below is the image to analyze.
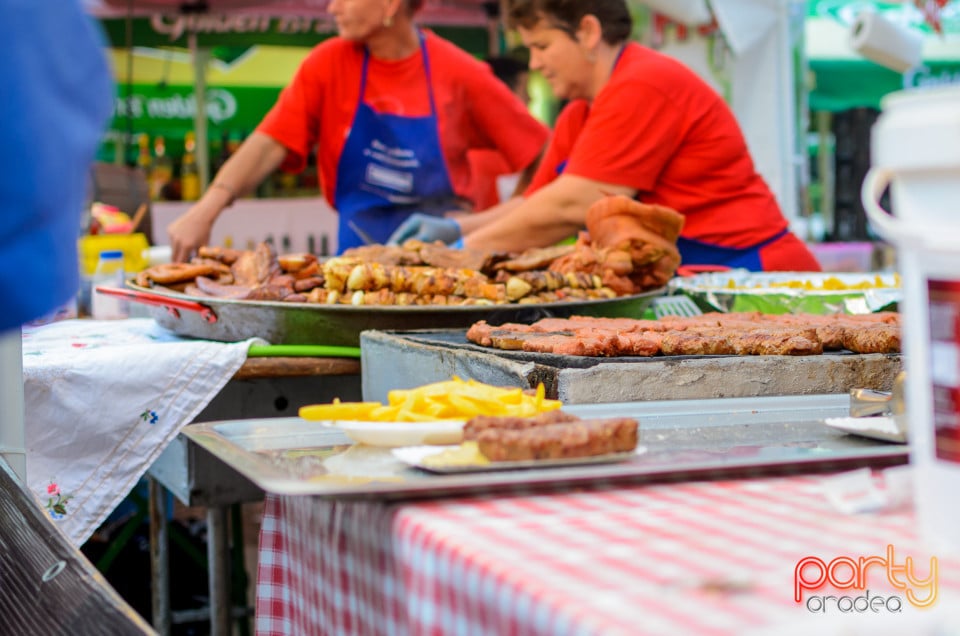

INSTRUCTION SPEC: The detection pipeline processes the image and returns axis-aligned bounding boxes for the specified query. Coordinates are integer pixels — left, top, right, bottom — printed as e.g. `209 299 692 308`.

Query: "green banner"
810 59 960 111
100 16 487 53
113 83 279 131
100 82 281 162
99 17 488 157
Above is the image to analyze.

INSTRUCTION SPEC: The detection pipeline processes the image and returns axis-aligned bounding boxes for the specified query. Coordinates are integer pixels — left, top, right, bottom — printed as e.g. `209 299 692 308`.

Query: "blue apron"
333 32 458 253
676 229 789 271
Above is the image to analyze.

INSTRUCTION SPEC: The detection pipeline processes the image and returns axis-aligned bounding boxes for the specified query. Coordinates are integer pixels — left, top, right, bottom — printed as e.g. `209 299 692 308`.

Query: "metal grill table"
360 329 903 404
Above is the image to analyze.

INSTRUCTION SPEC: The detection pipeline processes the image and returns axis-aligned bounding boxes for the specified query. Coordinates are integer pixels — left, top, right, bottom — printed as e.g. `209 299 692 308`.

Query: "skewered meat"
841 323 901 354
467 312 900 357
324 260 503 299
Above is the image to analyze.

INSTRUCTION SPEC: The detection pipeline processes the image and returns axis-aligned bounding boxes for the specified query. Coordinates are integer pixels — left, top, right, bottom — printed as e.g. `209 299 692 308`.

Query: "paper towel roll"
849 10 923 74
641 0 712 27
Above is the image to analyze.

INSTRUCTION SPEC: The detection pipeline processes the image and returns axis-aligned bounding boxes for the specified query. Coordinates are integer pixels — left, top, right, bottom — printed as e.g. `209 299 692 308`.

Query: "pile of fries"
298 377 561 422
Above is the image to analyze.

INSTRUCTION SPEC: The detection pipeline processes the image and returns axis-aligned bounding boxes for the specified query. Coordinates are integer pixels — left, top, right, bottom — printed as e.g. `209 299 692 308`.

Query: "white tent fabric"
650 0 802 223
712 0 782 56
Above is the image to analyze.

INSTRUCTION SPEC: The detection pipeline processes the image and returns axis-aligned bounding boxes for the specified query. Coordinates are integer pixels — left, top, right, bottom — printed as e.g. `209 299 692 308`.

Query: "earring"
586 50 597 63
383 14 393 27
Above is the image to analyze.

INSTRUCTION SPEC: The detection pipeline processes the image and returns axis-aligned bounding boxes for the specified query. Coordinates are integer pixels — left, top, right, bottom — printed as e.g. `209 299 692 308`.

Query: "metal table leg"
149 477 171 635
207 506 232 636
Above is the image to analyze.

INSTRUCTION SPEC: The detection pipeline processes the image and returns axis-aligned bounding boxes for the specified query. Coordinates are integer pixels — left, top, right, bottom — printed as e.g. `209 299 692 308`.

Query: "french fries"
297 400 381 421
298 377 562 422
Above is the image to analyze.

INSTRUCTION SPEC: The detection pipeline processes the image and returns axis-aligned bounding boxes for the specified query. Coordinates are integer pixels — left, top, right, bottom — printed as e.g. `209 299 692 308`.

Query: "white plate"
321 420 467 447
823 416 907 444
392 445 647 473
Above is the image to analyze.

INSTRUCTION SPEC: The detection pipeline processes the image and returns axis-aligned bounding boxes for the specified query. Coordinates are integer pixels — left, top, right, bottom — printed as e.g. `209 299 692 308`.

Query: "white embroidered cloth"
22 318 264 546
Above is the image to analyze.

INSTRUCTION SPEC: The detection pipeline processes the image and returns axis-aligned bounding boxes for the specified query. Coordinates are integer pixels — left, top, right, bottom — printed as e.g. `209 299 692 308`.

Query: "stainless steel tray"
120 281 665 346
180 394 908 498
669 270 900 315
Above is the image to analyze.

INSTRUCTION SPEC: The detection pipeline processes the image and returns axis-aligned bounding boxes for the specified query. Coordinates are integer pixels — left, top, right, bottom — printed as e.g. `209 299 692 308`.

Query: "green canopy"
806 1 960 112
98 20 488 161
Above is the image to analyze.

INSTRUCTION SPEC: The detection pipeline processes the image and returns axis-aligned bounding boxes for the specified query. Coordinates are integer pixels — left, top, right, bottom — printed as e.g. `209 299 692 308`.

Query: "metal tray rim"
181 394 909 499
127 280 667 314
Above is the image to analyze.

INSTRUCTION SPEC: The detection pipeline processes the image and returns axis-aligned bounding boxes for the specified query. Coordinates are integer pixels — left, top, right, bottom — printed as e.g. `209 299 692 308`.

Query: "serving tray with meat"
464 312 901 357
116 197 686 344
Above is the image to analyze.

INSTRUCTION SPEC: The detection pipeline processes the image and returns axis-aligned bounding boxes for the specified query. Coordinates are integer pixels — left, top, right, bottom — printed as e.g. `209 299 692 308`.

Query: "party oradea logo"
795 545 938 613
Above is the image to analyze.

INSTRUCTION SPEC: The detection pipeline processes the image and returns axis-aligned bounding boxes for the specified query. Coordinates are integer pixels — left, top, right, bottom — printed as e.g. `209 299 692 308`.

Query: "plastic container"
78 232 149 276
90 250 129 320
862 84 960 555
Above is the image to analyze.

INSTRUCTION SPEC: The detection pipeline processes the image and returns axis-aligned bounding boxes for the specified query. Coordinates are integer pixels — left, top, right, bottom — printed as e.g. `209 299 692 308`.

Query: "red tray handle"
94 286 218 323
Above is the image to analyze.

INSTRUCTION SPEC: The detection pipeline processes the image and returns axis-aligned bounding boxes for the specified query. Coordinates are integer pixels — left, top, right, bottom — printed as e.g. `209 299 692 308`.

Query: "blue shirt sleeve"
0 2 114 332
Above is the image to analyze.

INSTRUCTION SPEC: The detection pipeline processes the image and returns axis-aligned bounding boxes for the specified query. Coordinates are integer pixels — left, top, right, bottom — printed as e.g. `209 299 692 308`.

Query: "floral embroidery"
140 409 159 425
45 482 73 519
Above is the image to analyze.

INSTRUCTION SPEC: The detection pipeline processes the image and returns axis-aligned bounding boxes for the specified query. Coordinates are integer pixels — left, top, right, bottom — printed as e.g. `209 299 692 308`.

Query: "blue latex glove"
387 213 462 246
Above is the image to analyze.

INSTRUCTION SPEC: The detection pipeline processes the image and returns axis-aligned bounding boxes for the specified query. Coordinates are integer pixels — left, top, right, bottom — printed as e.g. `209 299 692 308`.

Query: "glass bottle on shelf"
148 136 174 200
180 131 201 202
135 133 152 176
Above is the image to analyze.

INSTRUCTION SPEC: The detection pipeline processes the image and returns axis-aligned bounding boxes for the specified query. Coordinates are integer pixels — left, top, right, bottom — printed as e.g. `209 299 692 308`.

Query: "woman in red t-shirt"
391 0 820 272
166 0 548 258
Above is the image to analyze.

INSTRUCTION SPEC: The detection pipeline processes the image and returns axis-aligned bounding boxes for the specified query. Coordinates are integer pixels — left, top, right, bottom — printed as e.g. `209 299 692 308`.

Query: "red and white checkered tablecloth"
256 472 960 635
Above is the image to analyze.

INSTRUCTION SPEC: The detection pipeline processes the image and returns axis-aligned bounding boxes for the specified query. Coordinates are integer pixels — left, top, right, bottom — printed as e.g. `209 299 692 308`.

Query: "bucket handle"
862 167 955 251
861 168 899 243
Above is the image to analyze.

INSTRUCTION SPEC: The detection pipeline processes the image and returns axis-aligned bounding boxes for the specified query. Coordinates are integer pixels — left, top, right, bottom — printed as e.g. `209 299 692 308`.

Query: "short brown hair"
506 0 632 45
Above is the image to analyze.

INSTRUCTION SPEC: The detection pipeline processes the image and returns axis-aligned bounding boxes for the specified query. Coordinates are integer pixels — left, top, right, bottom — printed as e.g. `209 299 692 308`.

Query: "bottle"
181 131 201 202
136 133 152 175
212 129 231 176
90 250 129 320
148 135 174 200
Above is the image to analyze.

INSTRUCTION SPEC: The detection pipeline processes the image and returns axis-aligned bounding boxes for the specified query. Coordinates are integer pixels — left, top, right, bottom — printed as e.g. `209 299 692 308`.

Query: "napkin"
22 318 264 546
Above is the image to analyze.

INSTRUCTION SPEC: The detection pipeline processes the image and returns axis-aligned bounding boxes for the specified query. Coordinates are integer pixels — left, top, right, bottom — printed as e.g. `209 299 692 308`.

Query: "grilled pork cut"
463 411 582 439
476 418 639 461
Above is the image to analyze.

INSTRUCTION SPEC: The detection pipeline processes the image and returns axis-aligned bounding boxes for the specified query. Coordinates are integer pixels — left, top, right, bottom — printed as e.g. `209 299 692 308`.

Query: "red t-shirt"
258 32 549 210
466 149 515 210
526 43 788 249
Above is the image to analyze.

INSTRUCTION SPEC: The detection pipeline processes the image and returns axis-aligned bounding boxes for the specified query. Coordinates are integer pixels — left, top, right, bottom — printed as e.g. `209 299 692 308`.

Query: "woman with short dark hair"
393 0 820 271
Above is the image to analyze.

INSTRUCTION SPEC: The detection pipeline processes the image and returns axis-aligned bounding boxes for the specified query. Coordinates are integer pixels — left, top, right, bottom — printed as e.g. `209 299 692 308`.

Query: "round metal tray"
125 281 666 346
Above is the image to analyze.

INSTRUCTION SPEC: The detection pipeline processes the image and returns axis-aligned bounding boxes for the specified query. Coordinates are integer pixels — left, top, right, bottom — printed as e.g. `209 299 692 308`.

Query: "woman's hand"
388 214 462 245
167 199 222 262
166 132 288 262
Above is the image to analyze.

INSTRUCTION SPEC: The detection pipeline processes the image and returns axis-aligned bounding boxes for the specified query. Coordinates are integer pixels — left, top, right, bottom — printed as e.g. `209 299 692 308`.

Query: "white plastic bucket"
862 84 960 555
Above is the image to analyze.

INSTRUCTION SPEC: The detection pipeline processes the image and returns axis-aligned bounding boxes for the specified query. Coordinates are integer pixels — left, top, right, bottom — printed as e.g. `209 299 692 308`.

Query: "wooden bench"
0 460 154 634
